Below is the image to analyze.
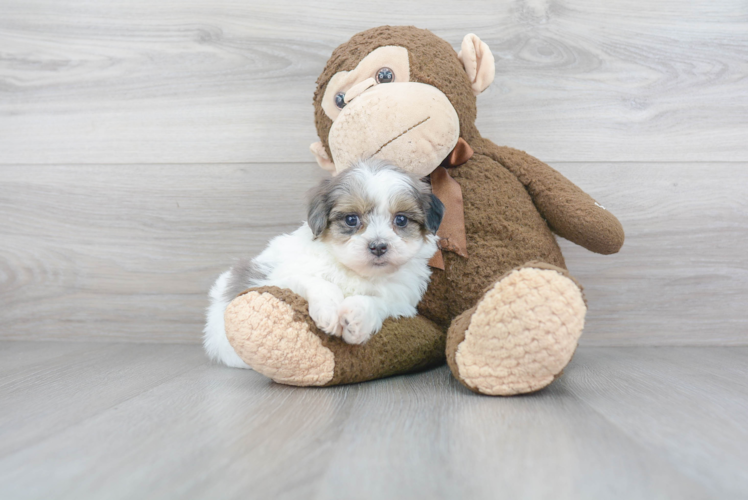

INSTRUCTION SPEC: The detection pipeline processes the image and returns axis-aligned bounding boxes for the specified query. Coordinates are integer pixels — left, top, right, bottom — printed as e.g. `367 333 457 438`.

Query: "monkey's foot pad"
455 267 586 395
224 291 335 386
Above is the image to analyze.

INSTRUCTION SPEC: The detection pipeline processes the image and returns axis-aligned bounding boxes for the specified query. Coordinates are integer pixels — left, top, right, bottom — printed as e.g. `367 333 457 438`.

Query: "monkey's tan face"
320 46 460 177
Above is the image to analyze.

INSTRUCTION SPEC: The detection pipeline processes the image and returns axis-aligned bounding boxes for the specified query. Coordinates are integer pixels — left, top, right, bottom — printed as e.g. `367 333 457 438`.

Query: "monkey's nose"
368 241 388 257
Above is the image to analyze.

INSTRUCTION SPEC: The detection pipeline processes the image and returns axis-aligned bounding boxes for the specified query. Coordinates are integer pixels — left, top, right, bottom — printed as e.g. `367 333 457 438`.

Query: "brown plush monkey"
223 26 624 395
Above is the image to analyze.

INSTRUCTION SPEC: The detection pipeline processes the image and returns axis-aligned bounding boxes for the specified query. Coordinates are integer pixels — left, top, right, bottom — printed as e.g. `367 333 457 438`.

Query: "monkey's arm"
476 140 624 255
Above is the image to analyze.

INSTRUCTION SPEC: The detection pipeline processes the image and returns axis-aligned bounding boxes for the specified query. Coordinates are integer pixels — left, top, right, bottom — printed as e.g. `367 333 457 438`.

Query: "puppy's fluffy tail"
203 270 251 369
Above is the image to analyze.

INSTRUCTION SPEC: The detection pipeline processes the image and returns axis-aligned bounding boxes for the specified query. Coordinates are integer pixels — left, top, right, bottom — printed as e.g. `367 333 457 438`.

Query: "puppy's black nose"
369 241 388 257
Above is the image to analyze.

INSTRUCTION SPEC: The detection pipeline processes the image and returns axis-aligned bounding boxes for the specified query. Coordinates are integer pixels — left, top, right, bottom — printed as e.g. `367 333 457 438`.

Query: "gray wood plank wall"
1 1 747 344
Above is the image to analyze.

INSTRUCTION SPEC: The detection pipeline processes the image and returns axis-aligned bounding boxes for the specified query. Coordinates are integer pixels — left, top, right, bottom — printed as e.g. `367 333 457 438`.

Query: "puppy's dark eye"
376 67 394 83
335 92 346 109
394 214 408 227
344 214 359 227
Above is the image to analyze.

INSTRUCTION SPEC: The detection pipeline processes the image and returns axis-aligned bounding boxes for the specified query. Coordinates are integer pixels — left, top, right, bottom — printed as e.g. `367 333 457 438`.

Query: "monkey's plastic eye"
335 92 346 109
344 214 359 227
394 215 408 227
376 67 394 83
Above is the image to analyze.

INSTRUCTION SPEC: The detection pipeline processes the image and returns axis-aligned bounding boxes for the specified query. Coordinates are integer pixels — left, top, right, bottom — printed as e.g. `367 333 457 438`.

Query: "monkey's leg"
445 262 586 396
224 286 446 387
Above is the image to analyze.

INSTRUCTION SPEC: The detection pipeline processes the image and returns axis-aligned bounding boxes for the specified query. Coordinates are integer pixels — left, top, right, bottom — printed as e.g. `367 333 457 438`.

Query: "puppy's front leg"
294 277 344 337
337 296 390 345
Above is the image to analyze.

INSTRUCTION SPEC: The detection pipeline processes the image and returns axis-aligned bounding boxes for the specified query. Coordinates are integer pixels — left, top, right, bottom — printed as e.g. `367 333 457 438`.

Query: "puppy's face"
308 161 444 277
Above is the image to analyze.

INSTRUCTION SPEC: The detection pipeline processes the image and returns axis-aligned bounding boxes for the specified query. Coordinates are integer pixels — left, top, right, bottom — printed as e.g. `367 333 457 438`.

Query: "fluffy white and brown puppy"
203 160 444 368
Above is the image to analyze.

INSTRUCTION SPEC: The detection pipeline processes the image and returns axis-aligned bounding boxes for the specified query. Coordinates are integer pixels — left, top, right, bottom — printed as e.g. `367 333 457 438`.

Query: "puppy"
203 160 444 368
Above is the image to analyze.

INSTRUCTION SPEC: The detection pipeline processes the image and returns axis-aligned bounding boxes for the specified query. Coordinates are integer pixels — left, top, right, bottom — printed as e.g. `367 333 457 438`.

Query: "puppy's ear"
307 180 332 238
424 194 445 234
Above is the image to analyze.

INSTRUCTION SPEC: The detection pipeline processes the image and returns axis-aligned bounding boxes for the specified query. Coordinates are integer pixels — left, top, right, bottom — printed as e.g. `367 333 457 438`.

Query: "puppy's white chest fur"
256 223 434 310
203 160 443 365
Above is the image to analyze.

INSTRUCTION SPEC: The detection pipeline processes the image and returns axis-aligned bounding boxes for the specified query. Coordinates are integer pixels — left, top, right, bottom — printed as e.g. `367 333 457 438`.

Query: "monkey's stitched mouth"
369 116 431 157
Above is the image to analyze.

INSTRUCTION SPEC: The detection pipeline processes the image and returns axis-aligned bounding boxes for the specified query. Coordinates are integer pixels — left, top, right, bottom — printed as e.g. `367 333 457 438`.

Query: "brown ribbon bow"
427 137 473 269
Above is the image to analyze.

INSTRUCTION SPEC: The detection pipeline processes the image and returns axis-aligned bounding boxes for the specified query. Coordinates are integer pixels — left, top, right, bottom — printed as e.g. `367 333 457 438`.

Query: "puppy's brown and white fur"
203 160 444 368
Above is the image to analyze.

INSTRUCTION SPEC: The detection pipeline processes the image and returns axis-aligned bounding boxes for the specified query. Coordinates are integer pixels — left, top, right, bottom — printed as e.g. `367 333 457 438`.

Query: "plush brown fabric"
312 26 621 393
314 26 480 160
321 315 447 386
474 139 625 255
418 152 568 328
239 286 447 386
445 304 476 390
225 26 625 395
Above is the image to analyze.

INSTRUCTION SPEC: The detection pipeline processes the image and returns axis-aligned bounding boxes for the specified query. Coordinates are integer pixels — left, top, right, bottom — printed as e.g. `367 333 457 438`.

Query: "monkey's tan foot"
225 286 446 387
225 287 336 386
446 264 586 396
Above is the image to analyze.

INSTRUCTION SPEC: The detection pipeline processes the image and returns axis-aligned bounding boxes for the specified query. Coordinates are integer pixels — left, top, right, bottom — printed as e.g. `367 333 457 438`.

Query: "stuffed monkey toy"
222 26 624 395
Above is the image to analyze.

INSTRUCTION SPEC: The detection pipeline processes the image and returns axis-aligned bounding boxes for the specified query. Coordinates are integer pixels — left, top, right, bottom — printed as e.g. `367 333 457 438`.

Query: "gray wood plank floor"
0 342 746 500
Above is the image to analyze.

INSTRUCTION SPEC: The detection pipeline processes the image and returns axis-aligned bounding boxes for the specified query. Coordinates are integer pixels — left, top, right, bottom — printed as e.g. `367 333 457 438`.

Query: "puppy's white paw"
309 301 342 337
338 296 380 345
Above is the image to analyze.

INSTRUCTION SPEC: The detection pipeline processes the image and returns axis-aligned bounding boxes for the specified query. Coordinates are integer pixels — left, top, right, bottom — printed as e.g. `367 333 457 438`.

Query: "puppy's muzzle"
368 241 388 257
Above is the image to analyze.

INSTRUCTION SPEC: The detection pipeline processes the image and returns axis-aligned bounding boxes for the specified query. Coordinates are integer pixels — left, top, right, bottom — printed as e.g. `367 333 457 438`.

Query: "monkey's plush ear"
310 142 337 174
457 33 495 96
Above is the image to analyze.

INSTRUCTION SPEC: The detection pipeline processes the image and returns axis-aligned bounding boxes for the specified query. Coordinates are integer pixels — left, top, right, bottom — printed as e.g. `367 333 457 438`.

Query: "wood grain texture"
556 162 748 345
565 346 748 499
0 163 327 342
0 343 206 458
1 0 746 164
1 162 746 344
1 342 746 499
